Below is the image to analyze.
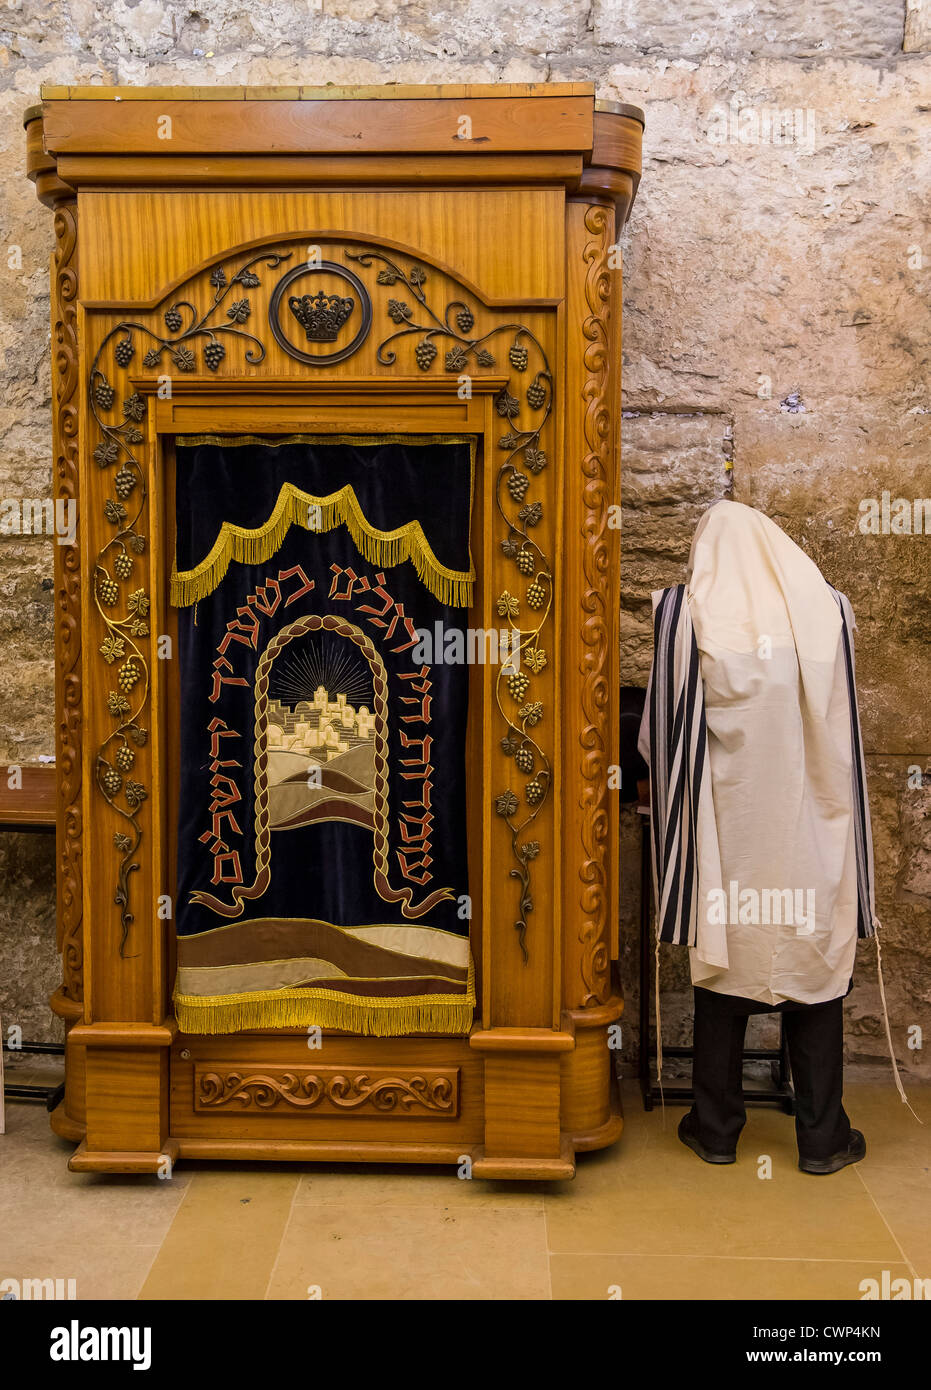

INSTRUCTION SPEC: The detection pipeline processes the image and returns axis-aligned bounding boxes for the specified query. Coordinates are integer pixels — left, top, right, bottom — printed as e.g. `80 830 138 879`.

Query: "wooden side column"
47 188 87 1141
69 354 172 1169
559 194 626 1151
63 228 171 1171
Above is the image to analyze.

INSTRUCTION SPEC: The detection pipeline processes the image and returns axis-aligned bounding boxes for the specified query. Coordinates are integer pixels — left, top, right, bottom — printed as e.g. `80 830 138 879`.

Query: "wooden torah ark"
26 83 643 1179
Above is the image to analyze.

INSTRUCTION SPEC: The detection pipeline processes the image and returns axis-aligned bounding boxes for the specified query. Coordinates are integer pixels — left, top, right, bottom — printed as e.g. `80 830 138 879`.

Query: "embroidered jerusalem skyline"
265 680 377 833
266 689 375 759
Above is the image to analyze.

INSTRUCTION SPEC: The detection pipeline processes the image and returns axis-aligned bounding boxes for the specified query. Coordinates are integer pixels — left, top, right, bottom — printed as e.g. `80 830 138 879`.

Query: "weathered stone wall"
0 2 927 1082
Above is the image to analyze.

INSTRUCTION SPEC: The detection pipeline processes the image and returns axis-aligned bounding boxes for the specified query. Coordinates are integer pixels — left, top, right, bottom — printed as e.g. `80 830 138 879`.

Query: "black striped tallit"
828 587 877 939
646 585 707 946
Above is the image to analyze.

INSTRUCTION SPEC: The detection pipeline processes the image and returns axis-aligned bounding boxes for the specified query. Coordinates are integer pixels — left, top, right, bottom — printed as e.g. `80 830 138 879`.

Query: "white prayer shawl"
639 501 873 1007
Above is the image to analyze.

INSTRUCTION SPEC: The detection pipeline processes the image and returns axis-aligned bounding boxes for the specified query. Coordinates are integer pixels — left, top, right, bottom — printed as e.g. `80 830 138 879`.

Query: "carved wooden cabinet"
26 83 642 1178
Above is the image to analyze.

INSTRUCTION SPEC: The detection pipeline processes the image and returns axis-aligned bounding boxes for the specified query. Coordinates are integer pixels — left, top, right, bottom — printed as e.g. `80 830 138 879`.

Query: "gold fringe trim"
173 962 475 1038
172 432 476 609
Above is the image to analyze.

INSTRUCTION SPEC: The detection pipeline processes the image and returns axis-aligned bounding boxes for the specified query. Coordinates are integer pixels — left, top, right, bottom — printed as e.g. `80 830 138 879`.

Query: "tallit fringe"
873 923 923 1123
170 482 474 610
174 984 475 1038
654 931 666 1120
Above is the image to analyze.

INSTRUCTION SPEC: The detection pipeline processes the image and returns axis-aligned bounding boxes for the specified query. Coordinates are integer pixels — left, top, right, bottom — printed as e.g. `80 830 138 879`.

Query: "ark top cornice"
24 81 643 222
32 80 642 114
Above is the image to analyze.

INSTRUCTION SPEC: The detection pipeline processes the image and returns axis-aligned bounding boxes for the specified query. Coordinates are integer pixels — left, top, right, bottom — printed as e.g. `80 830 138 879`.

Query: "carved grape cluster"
117 660 141 692
526 379 546 410
415 340 437 369
524 777 544 806
97 576 118 607
204 340 226 371
114 744 135 772
507 671 530 701
114 467 136 500
514 746 534 774
100 766 122 798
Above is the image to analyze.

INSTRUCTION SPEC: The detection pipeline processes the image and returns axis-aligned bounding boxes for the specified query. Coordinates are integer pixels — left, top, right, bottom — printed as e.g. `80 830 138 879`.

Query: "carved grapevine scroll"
578 205 614 1007
345 250 554 963
88 251 292 954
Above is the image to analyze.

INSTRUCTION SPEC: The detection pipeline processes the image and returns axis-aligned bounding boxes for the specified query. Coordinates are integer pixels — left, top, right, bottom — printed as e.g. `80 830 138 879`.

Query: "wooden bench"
0 763 56 831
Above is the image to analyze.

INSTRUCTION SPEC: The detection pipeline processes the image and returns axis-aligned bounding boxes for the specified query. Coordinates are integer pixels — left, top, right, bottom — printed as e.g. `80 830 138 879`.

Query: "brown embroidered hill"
266 740 376 831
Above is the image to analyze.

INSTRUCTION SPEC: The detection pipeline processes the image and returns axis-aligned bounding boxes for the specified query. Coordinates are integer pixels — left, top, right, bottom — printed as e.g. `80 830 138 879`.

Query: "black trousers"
688 985 852 1160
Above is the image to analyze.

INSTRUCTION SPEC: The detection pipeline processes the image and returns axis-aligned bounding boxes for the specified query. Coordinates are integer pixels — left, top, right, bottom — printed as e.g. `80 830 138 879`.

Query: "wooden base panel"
68 1138 179 1174
57 1024 624 1176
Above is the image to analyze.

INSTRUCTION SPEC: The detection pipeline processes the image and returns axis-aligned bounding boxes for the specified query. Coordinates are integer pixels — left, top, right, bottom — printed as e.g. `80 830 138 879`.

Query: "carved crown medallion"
287 289 355 342
269 259 372 366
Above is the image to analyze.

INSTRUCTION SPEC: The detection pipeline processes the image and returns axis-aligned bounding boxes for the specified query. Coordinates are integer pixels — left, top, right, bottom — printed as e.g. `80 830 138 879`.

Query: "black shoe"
798 1129 866 1175
677 1113 736 1165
